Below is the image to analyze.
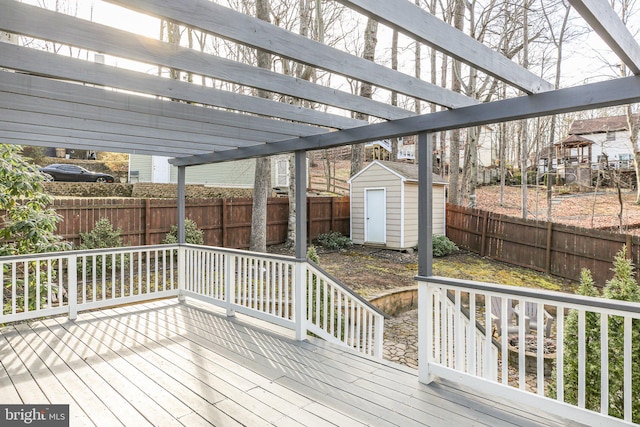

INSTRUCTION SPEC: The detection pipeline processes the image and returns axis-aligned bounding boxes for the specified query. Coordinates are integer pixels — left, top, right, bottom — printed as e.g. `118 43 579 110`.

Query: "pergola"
2 0 640 423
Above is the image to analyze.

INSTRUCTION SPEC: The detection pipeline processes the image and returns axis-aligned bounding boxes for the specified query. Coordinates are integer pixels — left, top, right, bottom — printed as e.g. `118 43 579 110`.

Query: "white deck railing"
1 245 385 358
418 276 640 426
306 261 385 357
0 245 179 324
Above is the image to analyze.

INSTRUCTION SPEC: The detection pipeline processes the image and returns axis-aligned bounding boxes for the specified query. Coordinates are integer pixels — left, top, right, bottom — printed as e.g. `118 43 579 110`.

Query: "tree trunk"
350 18 378 177
391 29 399 162
250 0 272 253
448 0 465 205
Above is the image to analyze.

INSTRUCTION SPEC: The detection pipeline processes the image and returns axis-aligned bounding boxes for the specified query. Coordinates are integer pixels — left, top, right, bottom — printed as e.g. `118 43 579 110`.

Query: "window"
606 131 616 141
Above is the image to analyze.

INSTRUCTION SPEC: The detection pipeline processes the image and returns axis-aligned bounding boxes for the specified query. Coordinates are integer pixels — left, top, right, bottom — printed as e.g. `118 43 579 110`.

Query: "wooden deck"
0 299 581 426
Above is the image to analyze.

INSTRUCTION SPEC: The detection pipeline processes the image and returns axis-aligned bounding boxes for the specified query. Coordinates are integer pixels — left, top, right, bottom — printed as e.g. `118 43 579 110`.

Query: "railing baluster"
578 310 586 408
537 302 544 395
557 304 565 402
624 316 632 422
469 292 476 375
601 312 609 415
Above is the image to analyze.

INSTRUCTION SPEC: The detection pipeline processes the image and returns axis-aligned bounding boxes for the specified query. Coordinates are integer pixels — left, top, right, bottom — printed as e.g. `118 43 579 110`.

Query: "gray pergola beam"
0 43 365 130
171 75 640 166
336 0 554 94
105 0 477 109
569 0 640 75
0 0 414 121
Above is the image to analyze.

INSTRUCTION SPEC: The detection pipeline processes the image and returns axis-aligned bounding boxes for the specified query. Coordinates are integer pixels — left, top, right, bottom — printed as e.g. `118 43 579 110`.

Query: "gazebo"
2 0 640 425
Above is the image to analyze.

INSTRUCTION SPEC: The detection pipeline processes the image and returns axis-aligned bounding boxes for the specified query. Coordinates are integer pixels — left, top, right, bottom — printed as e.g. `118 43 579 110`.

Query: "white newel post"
374 316 384 358
418 280 433 384
225 254 235 317
295 260 307 341
178 246 186 302
68 256 78 320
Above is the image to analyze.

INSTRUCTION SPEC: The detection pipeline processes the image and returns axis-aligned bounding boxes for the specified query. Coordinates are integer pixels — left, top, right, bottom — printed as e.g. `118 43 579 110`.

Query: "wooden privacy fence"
446 203 640 286
48 196 349 249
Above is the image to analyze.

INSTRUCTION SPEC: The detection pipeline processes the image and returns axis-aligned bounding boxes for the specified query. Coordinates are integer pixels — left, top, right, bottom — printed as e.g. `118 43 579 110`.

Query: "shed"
348 160 448 250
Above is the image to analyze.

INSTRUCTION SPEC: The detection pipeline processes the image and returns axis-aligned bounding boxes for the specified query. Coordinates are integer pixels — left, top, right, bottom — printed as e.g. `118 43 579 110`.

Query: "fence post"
67 256 78 320
222 199 227 247
545 222 553 274
225 254 235 317
145 198 151 245
480 211 489 257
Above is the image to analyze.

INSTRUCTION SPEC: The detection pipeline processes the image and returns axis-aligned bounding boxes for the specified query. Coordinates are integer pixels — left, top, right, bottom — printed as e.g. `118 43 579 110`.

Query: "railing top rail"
418 275 640 315
308 260 389 319
0 244 180 262
183 244 298 263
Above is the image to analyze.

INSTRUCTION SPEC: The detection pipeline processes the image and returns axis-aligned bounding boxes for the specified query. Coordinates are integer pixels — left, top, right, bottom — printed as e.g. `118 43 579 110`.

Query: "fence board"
447 204 640 286
16 196 349 250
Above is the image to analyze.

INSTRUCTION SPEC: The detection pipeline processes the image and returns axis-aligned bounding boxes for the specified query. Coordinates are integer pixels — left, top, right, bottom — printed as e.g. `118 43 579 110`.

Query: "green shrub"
163 219 204 245
79 218 124 250
78 218 127 277
550 247 640 422
316 231 352 250
432 235 458 257
307 245 319 264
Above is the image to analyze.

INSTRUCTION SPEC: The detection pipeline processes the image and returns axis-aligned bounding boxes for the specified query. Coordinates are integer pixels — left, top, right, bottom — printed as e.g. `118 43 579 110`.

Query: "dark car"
39 164 115 183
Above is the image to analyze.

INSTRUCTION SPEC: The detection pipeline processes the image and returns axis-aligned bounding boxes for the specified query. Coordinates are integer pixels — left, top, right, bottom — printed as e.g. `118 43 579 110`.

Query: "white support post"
67 256 78 320
417 132 434 384
177 166 186 302
295 260 306 341
225 254 235 317
294 150 308 341
418 280 433 383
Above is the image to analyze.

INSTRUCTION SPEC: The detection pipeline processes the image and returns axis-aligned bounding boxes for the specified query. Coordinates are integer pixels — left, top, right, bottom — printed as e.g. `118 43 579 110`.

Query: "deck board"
0 299 580 426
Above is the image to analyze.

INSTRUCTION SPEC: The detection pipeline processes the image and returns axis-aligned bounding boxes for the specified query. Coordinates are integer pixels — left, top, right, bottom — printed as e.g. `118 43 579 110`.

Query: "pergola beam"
171 75 640 166
569 0 640 75
0 0 414 120
106 0 477 108
336 0 554 94
0 43 365 130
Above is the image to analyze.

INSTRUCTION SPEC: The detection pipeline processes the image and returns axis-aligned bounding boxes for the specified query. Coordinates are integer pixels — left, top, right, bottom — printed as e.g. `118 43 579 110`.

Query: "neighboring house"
349 160 447 251
365 137 416 161
549 114 638 186
562 114 637 167
129 154 294 189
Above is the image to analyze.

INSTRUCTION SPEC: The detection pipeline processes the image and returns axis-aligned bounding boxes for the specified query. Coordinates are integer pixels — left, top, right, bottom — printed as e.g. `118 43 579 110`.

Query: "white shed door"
365 189 385 243
152 156 171 183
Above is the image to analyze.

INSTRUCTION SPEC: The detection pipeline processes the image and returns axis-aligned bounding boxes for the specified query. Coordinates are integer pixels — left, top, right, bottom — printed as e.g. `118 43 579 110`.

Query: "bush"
550 247 640 422
432 235 458 257
163 219 204 245
79 218 125 250
307 245 319 264
78 218 127 277
316 231 352 251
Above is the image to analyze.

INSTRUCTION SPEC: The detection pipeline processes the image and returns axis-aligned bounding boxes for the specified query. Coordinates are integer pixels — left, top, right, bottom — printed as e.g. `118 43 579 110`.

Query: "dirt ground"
270 244 574 299
474 185 640 233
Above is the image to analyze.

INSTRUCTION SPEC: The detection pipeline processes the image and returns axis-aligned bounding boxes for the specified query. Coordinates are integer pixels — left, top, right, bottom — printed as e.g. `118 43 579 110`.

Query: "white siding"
129 154 152 182
169 160 256 186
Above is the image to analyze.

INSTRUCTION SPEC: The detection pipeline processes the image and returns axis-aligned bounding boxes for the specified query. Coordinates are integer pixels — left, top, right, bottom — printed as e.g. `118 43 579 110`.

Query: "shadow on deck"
0 299 579 426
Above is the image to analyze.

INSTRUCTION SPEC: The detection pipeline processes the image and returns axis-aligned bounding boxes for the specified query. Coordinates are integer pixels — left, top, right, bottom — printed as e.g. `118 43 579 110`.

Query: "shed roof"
349 160 448 185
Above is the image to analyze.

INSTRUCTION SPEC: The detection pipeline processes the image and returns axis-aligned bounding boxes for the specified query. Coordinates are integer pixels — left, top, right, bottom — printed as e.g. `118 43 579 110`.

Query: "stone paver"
383 308 418 369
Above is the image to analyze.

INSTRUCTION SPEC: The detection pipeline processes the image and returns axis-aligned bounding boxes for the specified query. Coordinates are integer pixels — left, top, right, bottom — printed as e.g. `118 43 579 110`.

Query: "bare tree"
350 18 378 177
250 0 273 253
448 0 465 205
